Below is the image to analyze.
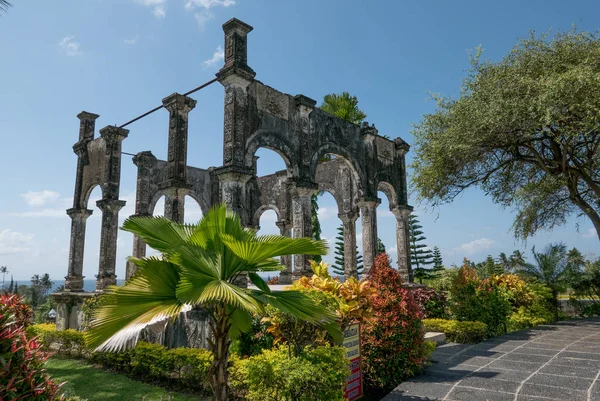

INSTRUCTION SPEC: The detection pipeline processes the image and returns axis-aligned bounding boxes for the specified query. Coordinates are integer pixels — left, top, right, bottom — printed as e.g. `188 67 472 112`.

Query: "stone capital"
294 94 317 109
357 197 381 209
77 111 100 121
162 93 197 114
214 165 254 183
338 212 358 224
390 204 413 220
66 208 93 220
132 151 157 168
99 125 129 143
96 199 127 213
223 18 253 36
275 219 291 230
217 69 255 88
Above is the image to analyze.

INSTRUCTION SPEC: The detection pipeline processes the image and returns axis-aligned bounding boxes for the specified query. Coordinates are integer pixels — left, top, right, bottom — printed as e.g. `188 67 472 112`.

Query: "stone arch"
252 204 280 229
245 131 296 175
186 190 209 215
377 181 398 209
81 183 104 209
148 190 169 216
310 143 365 197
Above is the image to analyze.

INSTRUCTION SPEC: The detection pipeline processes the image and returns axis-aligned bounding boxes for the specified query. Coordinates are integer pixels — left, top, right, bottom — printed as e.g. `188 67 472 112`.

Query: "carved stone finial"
294 94 317 108
162 93 197 114
217 18 256 83
132 151 157 168
99 125 129 143
394 137 410 155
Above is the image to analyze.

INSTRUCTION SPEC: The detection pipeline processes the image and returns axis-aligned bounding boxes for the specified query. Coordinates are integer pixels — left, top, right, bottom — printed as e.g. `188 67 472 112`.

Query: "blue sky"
0 0 598 282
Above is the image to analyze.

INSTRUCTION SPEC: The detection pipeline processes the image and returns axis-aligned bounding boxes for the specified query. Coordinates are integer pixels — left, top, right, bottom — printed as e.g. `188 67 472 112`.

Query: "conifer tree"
377 238 386 255
431 246 444 277
7 275 14 294
408 213 434 284
311 193 322 263
332 224 363 277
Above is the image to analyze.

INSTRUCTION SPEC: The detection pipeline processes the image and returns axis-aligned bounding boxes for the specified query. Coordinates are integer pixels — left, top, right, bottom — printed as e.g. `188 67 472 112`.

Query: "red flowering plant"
361 253 428 393
412 287 448 319
0 294 62 400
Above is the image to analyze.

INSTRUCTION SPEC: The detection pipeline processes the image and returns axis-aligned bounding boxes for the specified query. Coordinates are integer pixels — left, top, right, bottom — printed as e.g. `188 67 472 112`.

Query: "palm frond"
179 278 263 314
228 307 253 339
220 234 328 265
121 217 192 256
86 258 189 352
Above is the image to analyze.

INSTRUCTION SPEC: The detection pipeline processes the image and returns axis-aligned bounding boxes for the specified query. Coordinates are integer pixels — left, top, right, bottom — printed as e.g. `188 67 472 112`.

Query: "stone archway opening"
184 195 203 225
81 186 102 292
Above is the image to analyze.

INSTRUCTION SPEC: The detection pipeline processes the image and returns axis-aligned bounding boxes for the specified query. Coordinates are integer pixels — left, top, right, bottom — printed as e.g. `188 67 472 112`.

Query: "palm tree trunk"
209 304 231 401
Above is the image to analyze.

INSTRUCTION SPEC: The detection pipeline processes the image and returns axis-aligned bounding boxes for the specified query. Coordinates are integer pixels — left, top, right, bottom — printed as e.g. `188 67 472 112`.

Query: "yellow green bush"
26 323 86 356
230 345 349 401
423 318 488 344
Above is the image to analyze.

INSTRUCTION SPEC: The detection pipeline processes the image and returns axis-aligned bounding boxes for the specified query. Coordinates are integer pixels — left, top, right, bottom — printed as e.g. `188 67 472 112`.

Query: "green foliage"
412 29 600 241
428 268 459 292
80 295 107 331
507 305 554 332
476 255 505 278
571 258 600 301
332 224 363 277
320 92 367 125
26 323 86 356
376 238 386 255
230 314 274 358
422 319 488 344
409 214 434 284
423 340 437 359
412 287 448 319
230 346 349 401
448 262 512 337
90 341 213 392
311 193 322 263
581 302 600 318
431 246 444 276
361 253 427 393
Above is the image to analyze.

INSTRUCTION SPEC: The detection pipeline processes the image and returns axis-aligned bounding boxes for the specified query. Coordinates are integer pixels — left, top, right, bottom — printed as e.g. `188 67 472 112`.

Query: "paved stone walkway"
382 317 600 401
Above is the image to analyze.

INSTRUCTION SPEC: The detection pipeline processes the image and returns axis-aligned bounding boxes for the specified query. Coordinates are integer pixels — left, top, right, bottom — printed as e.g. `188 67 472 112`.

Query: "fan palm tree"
86 204 340 401
518 243 583 320
320 92 367 125
0 1 11 14
40 273 53 297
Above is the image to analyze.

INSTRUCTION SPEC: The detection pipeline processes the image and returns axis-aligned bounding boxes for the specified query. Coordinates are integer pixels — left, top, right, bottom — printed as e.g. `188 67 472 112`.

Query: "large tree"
86 205 339 401
411 30 600 242
408 214 434 283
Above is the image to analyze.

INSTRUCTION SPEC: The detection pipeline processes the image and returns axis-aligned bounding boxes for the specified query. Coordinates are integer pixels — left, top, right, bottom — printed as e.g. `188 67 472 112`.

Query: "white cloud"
582 227 596 238
135 0 167 18
21 190 60 207
10 209 66 218
124 36 139 45
455 237 495 256
203 45 224 68
58 36 82 56
317 207 337 221
184 0 235 27
0 229 35 255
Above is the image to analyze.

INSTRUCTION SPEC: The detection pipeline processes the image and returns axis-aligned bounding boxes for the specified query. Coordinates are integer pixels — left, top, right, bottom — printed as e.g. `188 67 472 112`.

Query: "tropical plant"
0 0 11 14
85 204 340 401
498 251 526 273
411 29 600 242
518 243 584 320
408 213 434 283
320 92 367 125
572 258 600 301
310 193 322 263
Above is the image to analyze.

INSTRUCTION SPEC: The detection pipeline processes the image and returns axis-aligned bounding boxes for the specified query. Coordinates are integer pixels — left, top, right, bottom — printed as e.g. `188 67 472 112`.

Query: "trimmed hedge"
90 341 212 392
26 323 86 356
423 318 488 344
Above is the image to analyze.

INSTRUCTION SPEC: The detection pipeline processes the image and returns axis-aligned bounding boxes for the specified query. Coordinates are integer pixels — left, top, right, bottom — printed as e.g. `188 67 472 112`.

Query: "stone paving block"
448 386 515 401
501 352 554 364
449 355 496 367
518 382 587 401
560 350 600 360
511 346 559 356
486 359 542 373
553 355 600 369
457 375 521 393
410 370 465 384
382 382 453 400
461 349 506 359
525 372 593 390
525 342 568 350
538 362 597 379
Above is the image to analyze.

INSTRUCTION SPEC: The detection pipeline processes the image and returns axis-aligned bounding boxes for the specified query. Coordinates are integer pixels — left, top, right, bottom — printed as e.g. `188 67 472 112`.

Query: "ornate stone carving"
256 83 289 120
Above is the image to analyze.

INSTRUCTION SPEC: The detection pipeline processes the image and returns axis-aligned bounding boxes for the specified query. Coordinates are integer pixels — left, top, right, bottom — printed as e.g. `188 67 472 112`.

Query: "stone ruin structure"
53 18 413 331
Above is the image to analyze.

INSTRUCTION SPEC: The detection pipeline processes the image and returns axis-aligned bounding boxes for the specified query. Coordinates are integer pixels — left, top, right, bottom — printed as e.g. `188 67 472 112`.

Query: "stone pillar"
276 219 293 284
96 199 126 290
339 212 359 280
164 188 187 224
96 125 129 290
391 205 413 283
72 112 99 209
291 184 316 279
64 208 93 291
358 199 380 275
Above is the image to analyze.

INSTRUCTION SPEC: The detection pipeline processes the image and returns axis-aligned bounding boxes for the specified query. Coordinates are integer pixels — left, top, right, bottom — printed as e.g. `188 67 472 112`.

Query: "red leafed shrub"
412 286 448 319
0 294 62 400
361 253 428 393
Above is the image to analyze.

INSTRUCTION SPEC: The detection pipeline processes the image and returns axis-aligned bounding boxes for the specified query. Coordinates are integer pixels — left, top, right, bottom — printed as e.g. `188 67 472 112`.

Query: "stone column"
216 167 253 225
72 112 99 209
64 208 93 291
96 199 126 290
391 205 413 283
164 188 187 224
358 199 380 275
339 212 359 280
291 184 316 279
276 219 293 284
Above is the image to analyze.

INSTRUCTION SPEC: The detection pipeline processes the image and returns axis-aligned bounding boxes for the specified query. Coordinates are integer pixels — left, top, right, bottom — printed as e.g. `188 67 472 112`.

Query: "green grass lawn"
45 357 207 401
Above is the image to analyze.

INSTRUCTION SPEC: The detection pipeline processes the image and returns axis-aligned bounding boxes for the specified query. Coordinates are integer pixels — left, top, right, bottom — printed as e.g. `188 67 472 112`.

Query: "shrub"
0 294 62 400
448 261 512 337
581 302 600 318
230 346 349 401
412 287 448 319
27 324 86 356
361 253 427 393
90 341 212 392
507 305 554 332
230 314 274 358
423 319 488 344
489 274 535 309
